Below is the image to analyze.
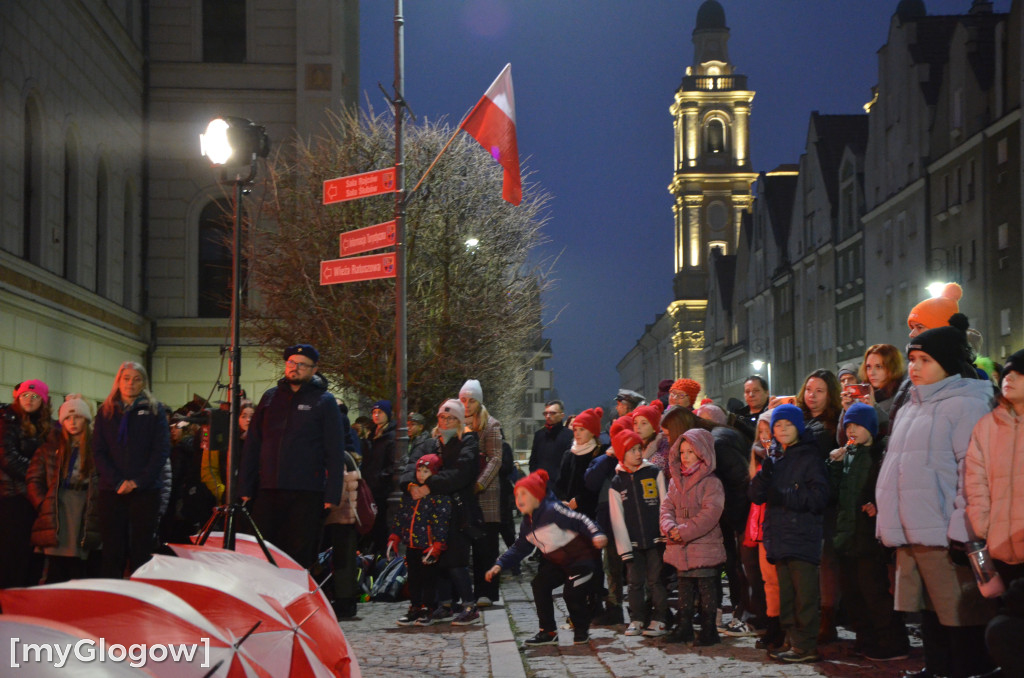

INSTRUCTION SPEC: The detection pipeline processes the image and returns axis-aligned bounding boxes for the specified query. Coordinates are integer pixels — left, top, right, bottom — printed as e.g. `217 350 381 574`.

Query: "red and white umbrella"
0 615 154 676
132 555 334 678
0 579 271 678
180 532 304 570
162 548 355 678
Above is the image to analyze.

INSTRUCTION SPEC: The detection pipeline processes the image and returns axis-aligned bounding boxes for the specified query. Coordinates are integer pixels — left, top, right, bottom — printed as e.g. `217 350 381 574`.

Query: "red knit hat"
907 283 962 330
572 407 603 438
515 469 549 501
630 400 665 430
609 414 634 441
612 429 643 463
671 379 701 404
416 453 442 475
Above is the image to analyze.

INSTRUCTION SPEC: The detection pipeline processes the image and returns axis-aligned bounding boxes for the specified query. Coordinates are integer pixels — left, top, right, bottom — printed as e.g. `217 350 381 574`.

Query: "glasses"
17 392 41 401
438 414 459 423
668 392 687 400
285 359 315 370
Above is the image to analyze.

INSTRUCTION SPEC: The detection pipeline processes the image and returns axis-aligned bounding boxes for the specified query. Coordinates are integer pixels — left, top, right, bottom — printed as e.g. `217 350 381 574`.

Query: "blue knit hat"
372 400 392 419
770 404 805 436
843 402 878 439
284 344 319 363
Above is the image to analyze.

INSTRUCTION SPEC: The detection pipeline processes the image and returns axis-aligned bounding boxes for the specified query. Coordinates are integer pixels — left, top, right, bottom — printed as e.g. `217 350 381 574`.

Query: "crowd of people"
3 283 1024 677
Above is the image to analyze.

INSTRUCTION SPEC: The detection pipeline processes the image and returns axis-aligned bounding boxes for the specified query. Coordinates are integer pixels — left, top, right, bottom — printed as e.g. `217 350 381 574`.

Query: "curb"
483 591 528 678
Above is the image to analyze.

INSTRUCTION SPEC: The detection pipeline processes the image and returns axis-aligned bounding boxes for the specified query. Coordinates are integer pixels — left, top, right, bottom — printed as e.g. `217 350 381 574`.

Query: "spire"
692 1 730 68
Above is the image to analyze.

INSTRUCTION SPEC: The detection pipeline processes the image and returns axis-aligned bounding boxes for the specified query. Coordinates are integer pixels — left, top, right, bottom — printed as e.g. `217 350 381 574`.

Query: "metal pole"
225 174 244 520
393 0 409 469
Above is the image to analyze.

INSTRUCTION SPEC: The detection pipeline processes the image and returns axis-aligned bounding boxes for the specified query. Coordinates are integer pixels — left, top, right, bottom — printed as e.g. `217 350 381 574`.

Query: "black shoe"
695 629 720 646
396 605 424 626
332 598 357 619
593 606 624 626
666 624 694 643
573 630 590 644
523 630 558 647
863 645 910 661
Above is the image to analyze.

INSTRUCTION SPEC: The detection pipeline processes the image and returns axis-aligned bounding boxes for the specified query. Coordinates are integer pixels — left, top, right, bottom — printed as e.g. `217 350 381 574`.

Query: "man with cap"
238 343 345 569
362 399 397 555
614 389 645 417
528 399 573 494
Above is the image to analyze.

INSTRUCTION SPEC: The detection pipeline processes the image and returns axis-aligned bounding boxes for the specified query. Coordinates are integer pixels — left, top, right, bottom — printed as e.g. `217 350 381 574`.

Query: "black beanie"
1002 349 1024 381
907 313 973 378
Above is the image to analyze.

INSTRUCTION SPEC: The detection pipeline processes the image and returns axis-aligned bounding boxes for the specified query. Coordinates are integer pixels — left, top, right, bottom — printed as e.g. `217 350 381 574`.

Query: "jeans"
626 545 669 624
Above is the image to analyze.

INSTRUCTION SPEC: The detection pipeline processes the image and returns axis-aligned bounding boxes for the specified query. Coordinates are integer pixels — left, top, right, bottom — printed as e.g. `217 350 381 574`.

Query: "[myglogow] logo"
9 637 211 669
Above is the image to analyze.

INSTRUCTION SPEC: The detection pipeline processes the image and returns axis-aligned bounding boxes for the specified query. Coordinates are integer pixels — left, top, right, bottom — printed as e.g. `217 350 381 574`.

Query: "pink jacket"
660 428 725 572
965 404 1024 564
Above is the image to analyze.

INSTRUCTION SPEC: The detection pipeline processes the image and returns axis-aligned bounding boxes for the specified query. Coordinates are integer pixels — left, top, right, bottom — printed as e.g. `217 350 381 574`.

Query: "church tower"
667 0 757 381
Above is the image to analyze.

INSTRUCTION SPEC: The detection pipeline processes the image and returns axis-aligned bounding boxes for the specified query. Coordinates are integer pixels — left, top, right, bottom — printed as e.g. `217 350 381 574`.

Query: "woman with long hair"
0 379 53 587
27 395 101 583
93 362 170 577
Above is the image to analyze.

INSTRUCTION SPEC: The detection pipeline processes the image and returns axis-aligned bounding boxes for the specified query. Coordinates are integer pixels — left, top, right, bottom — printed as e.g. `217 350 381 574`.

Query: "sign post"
322 166 396 205
339 220 397 257
320 252 397 285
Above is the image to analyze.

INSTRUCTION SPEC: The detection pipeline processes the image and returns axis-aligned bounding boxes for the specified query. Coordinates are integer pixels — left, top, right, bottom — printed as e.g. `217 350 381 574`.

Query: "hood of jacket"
908 373 993 407
277 372 329 395
668 427 717 490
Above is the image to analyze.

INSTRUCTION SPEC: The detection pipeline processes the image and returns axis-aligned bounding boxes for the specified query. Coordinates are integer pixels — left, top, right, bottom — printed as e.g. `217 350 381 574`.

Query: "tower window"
706 119 725 153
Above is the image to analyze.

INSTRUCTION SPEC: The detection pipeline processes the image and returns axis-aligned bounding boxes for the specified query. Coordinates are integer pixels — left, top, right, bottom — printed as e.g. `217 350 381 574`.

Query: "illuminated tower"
667 0 757 380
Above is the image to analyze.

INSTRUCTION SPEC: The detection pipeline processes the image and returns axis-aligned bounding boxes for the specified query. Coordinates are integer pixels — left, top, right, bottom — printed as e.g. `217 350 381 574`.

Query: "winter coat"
660 432 726 571
473 415 503 523
557 440 601 519
609 460 667 559
93 396 170 492
0 403 49 498
875 375 993 548
828 437 887 558
496 491 604 570
749 431 830 564
26 430 100 550
238 375 345 504
965 404 1024 564
711 426 752 533
529 422 572 493
583 451 619 532
361 421 396 500
391 489 452 550
400 431 481 540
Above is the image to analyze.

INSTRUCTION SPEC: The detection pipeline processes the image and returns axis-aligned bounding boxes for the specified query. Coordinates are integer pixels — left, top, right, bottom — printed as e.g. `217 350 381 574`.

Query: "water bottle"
966 540 1005 598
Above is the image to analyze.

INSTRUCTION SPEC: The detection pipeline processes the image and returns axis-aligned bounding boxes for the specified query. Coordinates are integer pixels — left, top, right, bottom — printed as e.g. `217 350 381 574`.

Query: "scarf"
570 439 597 457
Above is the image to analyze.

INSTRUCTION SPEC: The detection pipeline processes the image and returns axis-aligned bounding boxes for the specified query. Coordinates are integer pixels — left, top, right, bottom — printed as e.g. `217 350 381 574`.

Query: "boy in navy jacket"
486 469 607 646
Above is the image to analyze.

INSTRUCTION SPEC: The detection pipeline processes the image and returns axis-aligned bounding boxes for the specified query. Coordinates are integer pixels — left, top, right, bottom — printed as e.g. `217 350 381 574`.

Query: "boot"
756 616 784 650
818 606 838 644
696 605 720 646
593 603 624 626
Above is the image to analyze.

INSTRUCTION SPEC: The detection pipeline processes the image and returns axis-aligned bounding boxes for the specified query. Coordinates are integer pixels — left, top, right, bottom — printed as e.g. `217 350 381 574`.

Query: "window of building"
203 0 247 63
1002 308 1012 336
123 181 135 310
998 138 1008 164
22 99 43 263
63 133 81 282
998 223 1009 250
96 158 110 297
967 160 976 201
198 199 240 318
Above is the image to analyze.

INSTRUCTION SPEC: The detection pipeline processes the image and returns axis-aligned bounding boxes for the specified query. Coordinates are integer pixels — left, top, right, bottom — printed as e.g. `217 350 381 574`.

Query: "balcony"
680 74 748 92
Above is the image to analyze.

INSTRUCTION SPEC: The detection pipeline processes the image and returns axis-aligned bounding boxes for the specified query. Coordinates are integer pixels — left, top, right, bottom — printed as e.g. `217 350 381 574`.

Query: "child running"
486 469 607 647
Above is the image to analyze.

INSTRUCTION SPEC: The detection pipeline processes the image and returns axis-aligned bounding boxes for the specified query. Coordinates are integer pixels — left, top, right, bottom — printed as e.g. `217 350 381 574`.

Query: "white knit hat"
59 395 93 422
459 379 483 403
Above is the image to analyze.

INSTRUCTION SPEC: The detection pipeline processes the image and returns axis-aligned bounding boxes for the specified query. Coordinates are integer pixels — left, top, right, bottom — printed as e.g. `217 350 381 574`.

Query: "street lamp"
926 281 949 298
751 359 772 393
197 116 271 555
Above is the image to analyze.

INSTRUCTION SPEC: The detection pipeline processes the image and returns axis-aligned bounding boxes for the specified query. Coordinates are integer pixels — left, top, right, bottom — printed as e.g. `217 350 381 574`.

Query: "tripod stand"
193 502 278 566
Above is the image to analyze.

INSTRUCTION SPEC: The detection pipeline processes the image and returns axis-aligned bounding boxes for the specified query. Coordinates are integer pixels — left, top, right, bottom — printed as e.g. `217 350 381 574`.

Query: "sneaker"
476 596 493 608
425 605 454 625
642 621 668 637
523 630 558 647
722 618 763 637
573 630 590 644
776 647 821 663
396 606 425 626
452 606 481 626
767 642 791 660
624 620 645 636
413 609 435 627
863 646 910 662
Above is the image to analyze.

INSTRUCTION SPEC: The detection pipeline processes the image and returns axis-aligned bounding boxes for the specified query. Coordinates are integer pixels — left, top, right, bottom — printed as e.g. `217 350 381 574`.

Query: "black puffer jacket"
93 396 170 492
238 374 345 504
0 404 48 498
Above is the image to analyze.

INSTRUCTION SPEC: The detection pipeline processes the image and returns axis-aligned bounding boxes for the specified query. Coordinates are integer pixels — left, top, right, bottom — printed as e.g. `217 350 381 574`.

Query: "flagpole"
406 105 475 200
393 0 409 486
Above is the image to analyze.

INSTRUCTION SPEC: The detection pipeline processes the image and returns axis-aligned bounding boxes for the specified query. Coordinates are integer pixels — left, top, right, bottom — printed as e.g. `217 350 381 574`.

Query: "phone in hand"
845 383 870 398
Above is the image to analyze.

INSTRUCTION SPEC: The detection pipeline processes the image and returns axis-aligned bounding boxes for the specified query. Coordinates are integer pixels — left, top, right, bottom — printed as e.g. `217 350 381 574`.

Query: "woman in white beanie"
26 395 101 583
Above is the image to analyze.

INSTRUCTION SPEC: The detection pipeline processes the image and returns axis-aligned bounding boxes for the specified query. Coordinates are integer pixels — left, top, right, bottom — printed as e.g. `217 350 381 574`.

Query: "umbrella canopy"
132 555 333 678
0 580 271 678
182 532 303 570
0 615 153 677
161 548 354 677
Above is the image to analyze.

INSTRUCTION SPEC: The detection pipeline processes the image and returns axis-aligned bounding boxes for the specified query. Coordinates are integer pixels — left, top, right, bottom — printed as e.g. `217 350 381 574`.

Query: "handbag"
354 471 378 536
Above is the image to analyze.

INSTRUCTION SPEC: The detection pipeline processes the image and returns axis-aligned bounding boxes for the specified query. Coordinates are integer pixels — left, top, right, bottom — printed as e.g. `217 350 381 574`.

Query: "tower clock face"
707 201 728 231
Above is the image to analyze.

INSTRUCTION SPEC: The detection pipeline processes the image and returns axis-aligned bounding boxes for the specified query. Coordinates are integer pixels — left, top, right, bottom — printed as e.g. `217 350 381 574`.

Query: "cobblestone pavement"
340 559 925 677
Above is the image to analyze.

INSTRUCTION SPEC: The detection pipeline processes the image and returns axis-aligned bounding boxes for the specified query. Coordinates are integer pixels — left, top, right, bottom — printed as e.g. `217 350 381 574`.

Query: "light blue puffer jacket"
875 375 994 547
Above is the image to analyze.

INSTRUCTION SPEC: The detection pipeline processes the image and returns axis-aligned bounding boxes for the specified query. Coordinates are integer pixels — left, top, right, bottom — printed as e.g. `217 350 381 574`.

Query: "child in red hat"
486 469 607 647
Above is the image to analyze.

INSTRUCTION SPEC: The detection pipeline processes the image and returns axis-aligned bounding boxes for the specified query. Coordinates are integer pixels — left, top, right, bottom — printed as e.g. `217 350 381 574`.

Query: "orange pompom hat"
907 283 962 330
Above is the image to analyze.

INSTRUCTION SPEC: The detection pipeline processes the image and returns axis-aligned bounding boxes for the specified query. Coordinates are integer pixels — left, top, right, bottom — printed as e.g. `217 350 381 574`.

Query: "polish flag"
460 63 522 205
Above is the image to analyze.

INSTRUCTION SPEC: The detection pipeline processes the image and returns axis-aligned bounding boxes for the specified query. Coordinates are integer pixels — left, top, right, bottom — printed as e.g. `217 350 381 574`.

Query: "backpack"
370 555 408 602
353 470 378 536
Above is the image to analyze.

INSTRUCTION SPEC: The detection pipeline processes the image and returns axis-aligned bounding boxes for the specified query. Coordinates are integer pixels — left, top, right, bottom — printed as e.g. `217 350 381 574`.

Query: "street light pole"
392 0 409 468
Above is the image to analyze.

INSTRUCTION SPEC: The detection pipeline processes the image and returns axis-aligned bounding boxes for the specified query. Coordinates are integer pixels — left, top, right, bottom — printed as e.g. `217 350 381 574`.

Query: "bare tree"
246 107 551 420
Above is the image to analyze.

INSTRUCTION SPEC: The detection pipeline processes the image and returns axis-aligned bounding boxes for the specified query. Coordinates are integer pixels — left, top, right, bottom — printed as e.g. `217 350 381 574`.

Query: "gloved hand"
422 542 444 565
760 455 775 477
386 534 400 560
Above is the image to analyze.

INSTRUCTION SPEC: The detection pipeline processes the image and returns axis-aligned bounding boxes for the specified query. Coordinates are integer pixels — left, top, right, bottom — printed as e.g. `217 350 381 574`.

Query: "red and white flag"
460 63 522 205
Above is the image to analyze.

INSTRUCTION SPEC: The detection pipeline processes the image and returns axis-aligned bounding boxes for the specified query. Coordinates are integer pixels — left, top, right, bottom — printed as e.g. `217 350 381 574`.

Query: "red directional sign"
340 221 396 257
320 252 397 285
323 167 396 205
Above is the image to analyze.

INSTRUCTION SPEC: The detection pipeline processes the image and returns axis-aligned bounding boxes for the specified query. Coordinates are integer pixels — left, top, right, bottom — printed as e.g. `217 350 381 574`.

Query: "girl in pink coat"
660 428 725 645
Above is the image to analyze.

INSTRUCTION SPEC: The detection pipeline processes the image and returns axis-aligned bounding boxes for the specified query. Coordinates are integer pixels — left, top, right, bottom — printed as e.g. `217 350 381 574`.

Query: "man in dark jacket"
528 400 572 492
239 344 345 569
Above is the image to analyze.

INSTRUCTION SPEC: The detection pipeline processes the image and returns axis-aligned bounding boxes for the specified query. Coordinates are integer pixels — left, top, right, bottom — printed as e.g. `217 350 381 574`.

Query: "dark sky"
359 0 1010 414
